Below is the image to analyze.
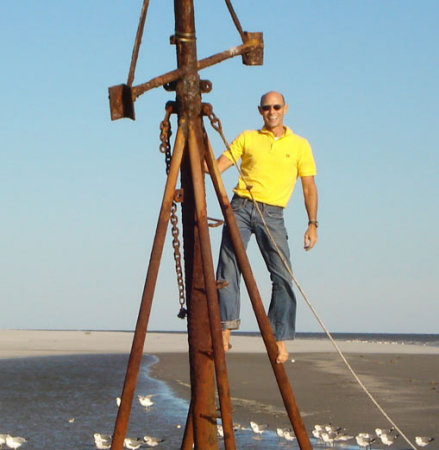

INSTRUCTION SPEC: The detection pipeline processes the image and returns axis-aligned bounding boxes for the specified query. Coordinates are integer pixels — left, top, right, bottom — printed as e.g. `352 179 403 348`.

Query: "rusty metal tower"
107 1 312 449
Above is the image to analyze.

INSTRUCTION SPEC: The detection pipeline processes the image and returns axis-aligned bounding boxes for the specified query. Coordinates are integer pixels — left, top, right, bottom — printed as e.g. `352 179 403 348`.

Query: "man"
213 91 318 364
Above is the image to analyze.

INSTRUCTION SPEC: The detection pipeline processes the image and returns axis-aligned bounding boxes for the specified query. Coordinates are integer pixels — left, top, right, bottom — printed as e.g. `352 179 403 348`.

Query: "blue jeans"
216 195 297 341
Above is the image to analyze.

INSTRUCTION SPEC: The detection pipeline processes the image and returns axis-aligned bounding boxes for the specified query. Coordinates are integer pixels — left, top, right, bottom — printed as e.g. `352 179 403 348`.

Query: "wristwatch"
308 220 319 228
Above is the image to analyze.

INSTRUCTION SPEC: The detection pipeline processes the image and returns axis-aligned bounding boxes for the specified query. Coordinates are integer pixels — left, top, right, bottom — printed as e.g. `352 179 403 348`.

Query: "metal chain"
159 106 187 319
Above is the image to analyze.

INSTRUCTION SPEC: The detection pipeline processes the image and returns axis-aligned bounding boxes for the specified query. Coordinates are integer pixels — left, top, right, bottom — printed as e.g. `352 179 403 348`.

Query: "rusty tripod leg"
110 125 187 450
204 138 312 450
188 122 236 449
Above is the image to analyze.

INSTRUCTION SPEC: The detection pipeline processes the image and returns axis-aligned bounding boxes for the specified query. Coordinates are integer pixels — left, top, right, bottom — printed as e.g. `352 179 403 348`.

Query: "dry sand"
1 330 438 448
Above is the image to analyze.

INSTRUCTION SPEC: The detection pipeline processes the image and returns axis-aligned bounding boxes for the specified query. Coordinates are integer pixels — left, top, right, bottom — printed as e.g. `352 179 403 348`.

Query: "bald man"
214 91 318 363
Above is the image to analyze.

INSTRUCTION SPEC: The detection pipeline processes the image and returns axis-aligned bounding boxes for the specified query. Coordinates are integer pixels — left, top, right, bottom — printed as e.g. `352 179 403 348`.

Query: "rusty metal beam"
131 39 262 99
110 125 186 450
173 0 219 448
188 122 236 449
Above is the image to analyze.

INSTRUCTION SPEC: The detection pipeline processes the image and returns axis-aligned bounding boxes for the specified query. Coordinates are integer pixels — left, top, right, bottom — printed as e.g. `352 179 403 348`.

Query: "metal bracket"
108 84 135 120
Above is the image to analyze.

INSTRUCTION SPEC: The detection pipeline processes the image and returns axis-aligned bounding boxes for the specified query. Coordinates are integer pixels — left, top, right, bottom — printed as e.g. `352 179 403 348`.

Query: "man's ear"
258 106 263 115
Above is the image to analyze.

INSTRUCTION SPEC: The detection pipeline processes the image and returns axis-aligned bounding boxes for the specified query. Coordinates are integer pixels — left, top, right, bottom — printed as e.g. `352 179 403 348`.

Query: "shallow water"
0 353 367 449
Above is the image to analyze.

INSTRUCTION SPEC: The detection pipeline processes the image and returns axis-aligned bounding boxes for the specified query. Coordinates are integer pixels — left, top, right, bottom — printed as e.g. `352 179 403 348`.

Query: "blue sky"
1 1 438 333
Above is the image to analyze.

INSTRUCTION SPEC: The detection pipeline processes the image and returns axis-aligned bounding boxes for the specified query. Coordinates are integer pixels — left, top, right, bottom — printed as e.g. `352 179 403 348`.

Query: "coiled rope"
207 112 418 450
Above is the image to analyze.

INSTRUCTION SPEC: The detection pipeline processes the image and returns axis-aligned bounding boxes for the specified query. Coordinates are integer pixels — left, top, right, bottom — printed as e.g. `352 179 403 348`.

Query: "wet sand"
151 352 439 446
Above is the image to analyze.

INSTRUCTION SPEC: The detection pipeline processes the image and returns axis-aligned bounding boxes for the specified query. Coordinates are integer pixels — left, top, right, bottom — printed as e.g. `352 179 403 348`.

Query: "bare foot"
222 329 232 352
276 341 289 364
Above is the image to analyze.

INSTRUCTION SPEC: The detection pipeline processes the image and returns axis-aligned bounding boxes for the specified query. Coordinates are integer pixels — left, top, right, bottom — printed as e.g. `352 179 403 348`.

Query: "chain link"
159 106 187 319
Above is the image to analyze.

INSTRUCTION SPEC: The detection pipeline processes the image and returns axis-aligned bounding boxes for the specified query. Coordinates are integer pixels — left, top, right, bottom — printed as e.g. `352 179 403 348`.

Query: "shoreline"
0 329 438 360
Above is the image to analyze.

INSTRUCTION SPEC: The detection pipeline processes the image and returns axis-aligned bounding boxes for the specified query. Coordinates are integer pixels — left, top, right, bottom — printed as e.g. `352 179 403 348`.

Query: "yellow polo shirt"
223 126 316 208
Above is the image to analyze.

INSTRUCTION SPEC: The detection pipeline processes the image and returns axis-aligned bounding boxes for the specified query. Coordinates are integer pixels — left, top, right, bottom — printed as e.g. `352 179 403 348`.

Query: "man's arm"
301 175 318 251
216 154 234 173
204 154 234 174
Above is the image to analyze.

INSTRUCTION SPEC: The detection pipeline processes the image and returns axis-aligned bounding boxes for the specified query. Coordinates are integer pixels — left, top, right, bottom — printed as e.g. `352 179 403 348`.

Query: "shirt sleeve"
222 132 245 163
297 138 317 177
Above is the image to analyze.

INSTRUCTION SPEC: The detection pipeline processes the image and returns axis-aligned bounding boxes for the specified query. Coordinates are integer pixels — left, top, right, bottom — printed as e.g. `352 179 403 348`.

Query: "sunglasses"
260 104 283 111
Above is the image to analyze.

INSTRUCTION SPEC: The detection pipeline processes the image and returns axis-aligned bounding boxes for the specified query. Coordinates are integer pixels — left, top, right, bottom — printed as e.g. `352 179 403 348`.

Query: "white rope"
212 124 418 450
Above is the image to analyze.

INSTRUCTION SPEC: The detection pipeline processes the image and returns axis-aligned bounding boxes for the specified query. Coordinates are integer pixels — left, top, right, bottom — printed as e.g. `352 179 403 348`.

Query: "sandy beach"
1 330 438 448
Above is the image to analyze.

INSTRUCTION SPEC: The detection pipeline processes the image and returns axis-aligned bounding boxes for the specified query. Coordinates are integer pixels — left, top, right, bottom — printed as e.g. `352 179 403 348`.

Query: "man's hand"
304 225 318 251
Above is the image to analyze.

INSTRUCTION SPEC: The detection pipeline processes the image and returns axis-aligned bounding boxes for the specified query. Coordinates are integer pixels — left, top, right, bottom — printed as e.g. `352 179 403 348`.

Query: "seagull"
250 421 267 434
325 424 342 433
380 432 399 446
312 427 323 441
5 435 27 449
95 439 111 449
276 427 289 438
415 436 435 447
143 435 164 447
216 425 224 438
68 417 75 423
123 437 144 449
138 395 155 408
321 431 337 447
375 427 394 437
283 430 296 442
116 397 121 407
94 433 112 449
334 433 353 442
355 434 376 449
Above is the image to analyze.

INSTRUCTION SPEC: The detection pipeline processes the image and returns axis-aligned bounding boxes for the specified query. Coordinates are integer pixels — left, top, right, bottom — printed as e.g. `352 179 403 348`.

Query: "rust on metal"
108 84 135 121
172 0 218 447
188 122 236 448
131 39 263 101
241 31 264 65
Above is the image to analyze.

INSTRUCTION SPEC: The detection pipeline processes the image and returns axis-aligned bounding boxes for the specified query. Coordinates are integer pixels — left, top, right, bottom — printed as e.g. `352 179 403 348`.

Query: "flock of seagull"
2 393 436 449
94 394 164 449
220 421 435 449
310 423 435 448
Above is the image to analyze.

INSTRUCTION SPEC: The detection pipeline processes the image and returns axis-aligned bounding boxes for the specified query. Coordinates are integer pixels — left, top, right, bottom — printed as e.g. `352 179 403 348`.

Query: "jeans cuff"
221 319 240 330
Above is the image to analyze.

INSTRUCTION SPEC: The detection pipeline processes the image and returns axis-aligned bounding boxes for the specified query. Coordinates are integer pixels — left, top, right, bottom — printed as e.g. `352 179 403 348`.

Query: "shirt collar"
259 126 293 139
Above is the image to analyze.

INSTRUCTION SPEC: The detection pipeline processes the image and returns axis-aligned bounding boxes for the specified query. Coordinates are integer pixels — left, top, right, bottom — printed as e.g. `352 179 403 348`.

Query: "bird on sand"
143 435 164 447
93 433 111 449
250 421 267 434
123 437 144 449
415 436 435 447
379 432 399 446
5 435 27 449
355 433 376 449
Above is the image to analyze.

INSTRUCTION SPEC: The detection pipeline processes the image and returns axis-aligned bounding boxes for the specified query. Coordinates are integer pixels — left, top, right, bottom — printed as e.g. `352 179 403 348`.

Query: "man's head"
258 91 288 136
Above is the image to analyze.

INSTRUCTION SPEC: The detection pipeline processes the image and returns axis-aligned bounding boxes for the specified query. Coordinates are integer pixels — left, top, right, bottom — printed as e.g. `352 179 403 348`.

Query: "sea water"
0 333 437 449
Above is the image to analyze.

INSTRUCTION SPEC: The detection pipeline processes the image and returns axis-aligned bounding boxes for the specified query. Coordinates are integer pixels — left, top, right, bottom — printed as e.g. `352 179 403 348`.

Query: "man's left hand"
304 225 318 251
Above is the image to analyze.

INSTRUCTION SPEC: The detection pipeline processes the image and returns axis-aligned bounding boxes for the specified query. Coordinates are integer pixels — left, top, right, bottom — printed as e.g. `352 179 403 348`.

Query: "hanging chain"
159 105 187 319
